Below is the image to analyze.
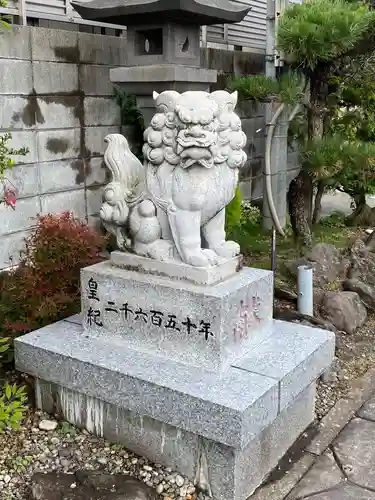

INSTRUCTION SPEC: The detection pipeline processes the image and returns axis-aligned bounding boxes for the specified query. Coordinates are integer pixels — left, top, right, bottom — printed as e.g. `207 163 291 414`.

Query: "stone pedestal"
15 260 335 500
80 259 274 373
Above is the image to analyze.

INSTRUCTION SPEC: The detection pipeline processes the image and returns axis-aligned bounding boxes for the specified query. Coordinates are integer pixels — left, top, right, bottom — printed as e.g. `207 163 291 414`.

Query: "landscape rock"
343 278 375 312
285 257 310 280
308 243 351 287
286 243 349 288
321 291 367 334
175 475 184 487
31 471 159 499
38 420 58 431
347 239 375 287
313 287 326 314
365 228 375 251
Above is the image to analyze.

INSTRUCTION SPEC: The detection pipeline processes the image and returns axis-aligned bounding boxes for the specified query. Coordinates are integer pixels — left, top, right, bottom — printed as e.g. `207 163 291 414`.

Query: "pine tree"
231 0 375 252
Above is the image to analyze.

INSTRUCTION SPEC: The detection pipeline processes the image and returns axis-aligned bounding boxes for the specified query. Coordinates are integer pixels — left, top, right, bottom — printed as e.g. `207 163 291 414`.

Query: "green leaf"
4 384 11 400
277 0 375 70
0 381 28 431
228 75 279 101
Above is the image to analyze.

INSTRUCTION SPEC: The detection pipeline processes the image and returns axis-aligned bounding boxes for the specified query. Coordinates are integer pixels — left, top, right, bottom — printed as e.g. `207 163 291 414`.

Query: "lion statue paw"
214 241 240 259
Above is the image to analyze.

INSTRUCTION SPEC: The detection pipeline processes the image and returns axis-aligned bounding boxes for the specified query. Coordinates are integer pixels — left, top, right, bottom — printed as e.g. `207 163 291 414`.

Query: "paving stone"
37 129 80 163
302 484 375 500
307 369 375 457
0 96 35 130
36 97 81 129
84 126 120 156
358 394 375 422
78 32 127 65
333 418 375 490
5 163 39 198
287 451 344 500
250 453 315 500
79 65 113 96
86 186 104 216
10 130 38 164
306 399 358 457
84 97 121 127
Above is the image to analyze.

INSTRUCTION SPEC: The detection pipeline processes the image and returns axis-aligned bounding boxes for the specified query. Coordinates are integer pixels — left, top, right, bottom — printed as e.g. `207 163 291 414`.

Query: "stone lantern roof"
71 0 251 26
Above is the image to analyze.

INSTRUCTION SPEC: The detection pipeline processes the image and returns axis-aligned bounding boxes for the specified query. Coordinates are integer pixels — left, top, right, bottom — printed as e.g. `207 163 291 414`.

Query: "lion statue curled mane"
100 89 247 268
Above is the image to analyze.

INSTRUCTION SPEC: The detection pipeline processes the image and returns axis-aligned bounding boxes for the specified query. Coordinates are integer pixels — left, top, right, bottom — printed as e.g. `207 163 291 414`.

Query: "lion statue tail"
100 134 146 249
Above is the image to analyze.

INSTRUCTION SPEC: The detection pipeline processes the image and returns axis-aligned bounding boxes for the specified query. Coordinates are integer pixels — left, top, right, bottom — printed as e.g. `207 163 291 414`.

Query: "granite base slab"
15 317 334 500
33 379 315 500
15 319 279 449
15 317 333 446
80 261 274 372
110 251 243 285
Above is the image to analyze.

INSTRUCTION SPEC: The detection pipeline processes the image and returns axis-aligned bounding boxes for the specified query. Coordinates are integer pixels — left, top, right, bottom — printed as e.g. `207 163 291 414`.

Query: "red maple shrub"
0 212 106 338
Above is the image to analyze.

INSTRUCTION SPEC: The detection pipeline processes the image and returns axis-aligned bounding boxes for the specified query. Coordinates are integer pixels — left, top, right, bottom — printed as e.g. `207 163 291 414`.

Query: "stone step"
80 261 274 373
15 317 333 450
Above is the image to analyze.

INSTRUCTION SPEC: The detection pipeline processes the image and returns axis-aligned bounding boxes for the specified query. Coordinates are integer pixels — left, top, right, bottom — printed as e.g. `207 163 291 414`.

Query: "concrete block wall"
237 103 299 204
0 26 298 269
237 100 266 201
0 26 125 269
203 50 300 205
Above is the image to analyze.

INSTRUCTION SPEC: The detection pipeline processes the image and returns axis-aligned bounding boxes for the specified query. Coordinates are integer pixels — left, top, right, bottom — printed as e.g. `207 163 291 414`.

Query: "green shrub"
0 212 106 340
226 188 242 233
0 339 28 433
0 383 28 432
240 202 261 227
0 0 10 30
0 337 9 357
319 211 347 228
0 132 29 209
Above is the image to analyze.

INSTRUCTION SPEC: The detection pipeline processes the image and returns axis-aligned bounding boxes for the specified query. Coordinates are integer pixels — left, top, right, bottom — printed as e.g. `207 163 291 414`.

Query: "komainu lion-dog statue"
100 90 247 268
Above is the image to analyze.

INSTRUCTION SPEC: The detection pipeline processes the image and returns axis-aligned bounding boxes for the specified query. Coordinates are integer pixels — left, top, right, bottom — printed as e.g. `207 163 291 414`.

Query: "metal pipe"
264 0 289 235
297 264 314 316
264 102 286 236
18 0 27 25
288 103 301 123
263 101 302 234
266 0 276 79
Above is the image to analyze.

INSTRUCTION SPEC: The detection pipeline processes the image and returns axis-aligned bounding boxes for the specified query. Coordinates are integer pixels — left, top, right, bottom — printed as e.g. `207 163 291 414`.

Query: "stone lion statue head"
142 90 247 171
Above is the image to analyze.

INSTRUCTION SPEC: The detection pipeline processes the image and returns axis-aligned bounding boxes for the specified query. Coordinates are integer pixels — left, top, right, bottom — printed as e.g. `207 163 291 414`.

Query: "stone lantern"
72 0 251 123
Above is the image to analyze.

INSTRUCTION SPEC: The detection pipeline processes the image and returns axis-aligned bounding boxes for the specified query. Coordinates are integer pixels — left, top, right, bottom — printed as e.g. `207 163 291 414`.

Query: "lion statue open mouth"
100 90 247 268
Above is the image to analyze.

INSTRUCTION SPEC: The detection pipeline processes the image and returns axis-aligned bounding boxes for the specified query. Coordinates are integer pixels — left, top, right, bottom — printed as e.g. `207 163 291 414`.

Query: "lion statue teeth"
100 90 247 268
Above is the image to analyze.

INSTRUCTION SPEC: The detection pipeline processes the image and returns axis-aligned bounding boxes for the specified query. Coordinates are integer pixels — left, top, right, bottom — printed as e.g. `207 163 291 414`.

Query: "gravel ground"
272 297 375 421
0 410 199 500
315 314 375 419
